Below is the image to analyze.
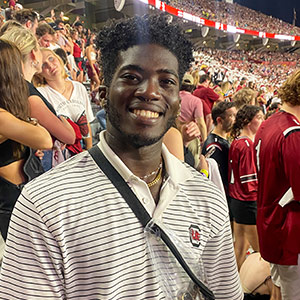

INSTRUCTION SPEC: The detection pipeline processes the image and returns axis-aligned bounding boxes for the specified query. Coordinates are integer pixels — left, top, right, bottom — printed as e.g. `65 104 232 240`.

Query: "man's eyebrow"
157 69 179 79
119 64 144 73
119 65 179 79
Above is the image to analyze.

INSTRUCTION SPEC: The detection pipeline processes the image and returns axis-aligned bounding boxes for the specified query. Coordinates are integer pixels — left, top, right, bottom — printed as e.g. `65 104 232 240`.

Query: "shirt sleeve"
283 131 300 201
80 84 94 122
0 188 65 299
207 88 220 102
194 98 204 118
202 208 243 299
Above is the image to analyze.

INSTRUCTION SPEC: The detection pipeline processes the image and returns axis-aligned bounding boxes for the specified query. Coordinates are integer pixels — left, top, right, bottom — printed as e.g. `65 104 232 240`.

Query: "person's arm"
64 37 73 53
195 117 207 142
29 95 76 145
0 109 52 150
194 98 207 142
0 188 65 299
283 132 300 201
208 88 223 105
83 123 93 150
181 121 200 147
163 127 184 161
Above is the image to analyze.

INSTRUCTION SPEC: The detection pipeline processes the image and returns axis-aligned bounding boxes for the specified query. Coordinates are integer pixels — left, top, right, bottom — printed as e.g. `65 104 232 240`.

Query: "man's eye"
49 57 54 62
161 78 176 86
122 74 139 81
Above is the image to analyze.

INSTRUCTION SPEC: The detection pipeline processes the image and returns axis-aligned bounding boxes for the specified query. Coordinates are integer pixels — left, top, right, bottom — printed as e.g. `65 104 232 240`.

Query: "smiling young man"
0 15 242 300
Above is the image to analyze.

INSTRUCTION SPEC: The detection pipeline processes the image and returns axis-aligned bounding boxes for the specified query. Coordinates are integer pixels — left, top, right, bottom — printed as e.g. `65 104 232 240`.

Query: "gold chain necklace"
147 166 163 188
139 161 162 180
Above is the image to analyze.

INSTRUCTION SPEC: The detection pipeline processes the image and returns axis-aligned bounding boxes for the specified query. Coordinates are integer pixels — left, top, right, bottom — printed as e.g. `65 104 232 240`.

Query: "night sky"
234 0 300 27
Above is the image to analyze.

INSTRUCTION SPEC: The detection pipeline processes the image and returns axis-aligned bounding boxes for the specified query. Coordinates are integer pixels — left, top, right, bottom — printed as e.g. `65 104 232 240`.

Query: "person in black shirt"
202 101 237 223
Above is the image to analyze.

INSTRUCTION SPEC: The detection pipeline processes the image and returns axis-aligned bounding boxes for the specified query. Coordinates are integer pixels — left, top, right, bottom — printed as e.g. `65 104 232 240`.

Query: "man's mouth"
132 109 160 119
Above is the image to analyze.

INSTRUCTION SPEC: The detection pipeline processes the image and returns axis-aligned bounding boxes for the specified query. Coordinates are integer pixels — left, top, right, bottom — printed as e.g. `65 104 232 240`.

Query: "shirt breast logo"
189 224 201 247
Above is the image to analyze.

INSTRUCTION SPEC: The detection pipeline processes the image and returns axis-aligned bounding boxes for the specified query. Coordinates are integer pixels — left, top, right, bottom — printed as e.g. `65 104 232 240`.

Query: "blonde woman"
35 48 94 151
1 28 75 145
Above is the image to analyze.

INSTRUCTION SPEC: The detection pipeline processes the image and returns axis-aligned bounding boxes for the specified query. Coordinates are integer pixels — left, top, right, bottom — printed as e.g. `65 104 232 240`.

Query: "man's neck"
281 103 300 121
22 61 36 82
104 130 164 204
211 126 227 139
104 130 163 179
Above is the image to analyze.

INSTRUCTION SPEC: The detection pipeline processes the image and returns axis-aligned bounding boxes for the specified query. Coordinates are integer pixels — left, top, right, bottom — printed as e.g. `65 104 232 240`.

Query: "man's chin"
125 133 164 149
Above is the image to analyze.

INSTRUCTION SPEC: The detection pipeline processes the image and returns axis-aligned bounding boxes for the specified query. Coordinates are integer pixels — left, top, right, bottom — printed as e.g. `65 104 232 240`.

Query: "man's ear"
98 85 108 109
25 20 32 29
216 116 222 124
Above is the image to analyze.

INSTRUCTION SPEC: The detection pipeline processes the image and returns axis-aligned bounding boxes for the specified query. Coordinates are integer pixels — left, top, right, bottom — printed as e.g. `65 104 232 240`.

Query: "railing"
136 0 300 41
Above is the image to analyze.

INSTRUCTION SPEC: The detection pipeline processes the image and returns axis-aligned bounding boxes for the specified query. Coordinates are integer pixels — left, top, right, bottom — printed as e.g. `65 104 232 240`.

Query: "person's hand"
181 121 200 146
199 154 208 171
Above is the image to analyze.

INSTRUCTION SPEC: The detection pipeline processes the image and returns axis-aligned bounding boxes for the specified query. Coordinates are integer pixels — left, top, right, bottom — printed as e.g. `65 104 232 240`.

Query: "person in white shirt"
35 48 94 150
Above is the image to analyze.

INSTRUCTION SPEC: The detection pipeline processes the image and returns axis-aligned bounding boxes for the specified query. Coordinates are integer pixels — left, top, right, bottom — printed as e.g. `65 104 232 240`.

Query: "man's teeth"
133 109 159 119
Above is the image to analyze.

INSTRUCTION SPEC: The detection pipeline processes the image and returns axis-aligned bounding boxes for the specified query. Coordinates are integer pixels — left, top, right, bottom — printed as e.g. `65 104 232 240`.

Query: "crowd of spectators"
0 5 102 92
170 0 300 36
192 47 299 91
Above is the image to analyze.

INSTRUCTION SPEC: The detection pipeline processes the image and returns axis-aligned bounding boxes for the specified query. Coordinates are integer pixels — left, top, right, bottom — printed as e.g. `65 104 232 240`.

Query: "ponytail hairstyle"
231 105 262 139
1 27 38 63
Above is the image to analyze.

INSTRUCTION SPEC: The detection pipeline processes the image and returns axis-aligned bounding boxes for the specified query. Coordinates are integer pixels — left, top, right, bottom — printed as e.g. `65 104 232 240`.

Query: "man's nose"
135 79 161 101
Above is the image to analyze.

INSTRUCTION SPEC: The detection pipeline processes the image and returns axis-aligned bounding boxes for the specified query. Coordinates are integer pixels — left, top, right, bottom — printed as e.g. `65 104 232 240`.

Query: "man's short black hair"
74 22 83 27
55 19 64 26
95 14 193 87
199 74 210 84
212 101 235 126
14 8 38 25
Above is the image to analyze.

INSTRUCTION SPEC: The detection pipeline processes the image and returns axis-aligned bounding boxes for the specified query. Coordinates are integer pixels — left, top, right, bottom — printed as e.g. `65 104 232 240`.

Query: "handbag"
88 146 215 300
23 148 44 182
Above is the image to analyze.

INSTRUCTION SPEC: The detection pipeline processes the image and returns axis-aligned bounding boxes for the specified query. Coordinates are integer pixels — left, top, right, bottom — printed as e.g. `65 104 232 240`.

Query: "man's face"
203 79 210 87
221 107 237 132
39 33 53 48
106 44 180 148
57 22 65 35
57 22 64 30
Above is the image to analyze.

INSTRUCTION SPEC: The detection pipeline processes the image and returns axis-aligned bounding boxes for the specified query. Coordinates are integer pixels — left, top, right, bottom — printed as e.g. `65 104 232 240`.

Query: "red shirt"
228 137 257 201
73 42 82 58
254 111 300 265
193 85 219 113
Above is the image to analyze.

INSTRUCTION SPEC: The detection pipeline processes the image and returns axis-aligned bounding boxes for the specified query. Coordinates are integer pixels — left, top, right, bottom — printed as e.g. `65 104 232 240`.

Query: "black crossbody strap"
89 146 151 227
89 146 215 300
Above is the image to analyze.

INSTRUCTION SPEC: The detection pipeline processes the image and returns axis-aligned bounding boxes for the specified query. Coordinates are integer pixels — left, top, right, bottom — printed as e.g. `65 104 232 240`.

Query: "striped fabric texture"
0 151 242 300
